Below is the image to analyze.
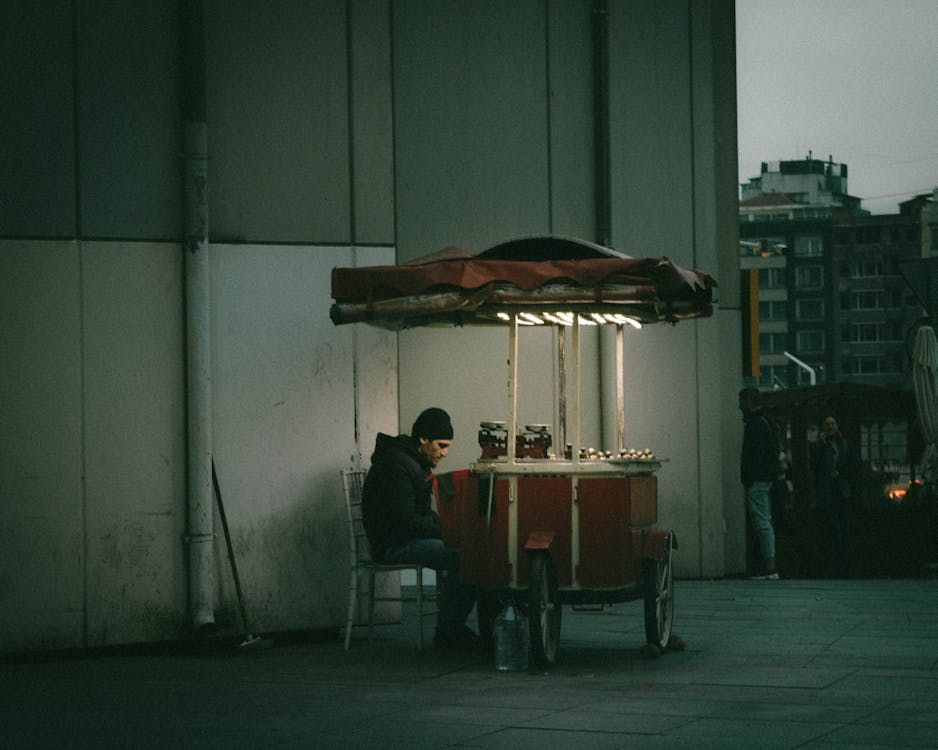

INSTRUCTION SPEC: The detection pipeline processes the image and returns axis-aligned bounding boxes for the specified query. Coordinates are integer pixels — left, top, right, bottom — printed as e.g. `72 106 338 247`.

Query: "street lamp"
784 351 817 386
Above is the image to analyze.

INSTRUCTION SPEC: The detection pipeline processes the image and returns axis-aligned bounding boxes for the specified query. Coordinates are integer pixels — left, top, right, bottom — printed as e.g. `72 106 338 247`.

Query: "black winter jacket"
740 410 778 486
361 433 440 560
808 435 854 510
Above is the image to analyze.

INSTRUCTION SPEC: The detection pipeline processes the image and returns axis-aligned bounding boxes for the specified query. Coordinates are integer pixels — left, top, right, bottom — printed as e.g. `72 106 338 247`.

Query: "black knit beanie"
411 407 454 441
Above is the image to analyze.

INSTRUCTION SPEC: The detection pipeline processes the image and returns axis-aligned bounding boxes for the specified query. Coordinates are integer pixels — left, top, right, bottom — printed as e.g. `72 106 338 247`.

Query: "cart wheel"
528 552 561 668
642 534 674 648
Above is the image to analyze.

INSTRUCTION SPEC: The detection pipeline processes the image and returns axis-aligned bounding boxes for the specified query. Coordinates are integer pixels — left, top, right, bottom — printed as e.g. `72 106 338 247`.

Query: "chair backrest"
341 469 374 567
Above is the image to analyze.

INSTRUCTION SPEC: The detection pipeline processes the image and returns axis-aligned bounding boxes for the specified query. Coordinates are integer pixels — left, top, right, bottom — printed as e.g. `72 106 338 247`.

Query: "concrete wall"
1 240 87 650
0 0 740 653
0 237 396 650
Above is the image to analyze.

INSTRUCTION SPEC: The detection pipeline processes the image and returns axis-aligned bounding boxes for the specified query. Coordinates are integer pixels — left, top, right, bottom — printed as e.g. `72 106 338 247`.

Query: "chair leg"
415 569 424 651
344 568 358 650
368 569 377 642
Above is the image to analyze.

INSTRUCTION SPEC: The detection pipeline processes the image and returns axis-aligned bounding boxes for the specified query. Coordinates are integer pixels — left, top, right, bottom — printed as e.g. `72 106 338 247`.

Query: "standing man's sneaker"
749 569 779 580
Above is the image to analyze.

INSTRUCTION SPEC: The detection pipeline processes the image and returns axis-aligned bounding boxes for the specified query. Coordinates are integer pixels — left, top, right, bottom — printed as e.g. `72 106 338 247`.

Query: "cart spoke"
643 535 675 648
528 553 561 668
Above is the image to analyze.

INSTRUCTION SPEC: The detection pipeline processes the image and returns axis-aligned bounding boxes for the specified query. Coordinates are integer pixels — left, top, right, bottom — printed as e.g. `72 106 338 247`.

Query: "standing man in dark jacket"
809 414 855 578
362 407 478 648
739 387 779 579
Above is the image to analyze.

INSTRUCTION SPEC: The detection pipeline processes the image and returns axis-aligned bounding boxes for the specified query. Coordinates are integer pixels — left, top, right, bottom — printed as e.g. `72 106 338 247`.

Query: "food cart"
331 236 716 667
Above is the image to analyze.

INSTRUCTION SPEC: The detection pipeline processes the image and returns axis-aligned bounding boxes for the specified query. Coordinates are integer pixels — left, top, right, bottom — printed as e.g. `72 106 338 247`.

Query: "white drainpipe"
185 121 215 633
183 2 215 634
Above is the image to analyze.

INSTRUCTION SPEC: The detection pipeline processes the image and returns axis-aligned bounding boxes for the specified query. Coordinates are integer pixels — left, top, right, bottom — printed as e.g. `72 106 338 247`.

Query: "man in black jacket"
739 387 779 580
809 414 855 578
362 407 478 648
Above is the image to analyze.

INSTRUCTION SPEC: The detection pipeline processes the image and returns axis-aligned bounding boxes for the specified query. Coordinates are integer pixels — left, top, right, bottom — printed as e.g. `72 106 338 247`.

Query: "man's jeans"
745 480 776 561
381 538 476 633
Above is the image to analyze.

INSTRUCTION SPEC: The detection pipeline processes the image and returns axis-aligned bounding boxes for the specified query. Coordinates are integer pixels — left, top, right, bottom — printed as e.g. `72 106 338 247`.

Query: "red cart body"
440 471 664 591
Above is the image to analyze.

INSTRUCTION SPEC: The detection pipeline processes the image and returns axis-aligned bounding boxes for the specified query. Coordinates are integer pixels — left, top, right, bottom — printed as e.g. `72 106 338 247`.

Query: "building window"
848 290 887 310
759 301 788 321
844 357 898 375
794 236 823 257
740 237 787 257
759 332 787 354
796 298 824 320
797 330 826 354
795 266 824 290
847 323 884 343
845 357 874 374
758 268 786 289
857 226 882 243
852 258 883 277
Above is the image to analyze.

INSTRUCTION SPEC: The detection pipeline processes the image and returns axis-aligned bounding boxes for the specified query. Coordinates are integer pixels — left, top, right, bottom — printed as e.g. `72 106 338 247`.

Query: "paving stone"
2 579 937 749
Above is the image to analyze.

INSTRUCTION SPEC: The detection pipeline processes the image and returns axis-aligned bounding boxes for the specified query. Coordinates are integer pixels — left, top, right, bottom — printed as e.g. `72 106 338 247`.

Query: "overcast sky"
736 0 938 215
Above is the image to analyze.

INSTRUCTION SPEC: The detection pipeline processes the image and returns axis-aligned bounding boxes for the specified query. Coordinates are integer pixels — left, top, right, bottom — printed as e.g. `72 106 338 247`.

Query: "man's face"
821 417 839 439
418 438 451 467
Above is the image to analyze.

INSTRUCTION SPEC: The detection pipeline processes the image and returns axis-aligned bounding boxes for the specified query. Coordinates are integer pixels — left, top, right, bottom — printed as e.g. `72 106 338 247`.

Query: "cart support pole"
507 316 518 462
616 324 625 452
507 316 519 587
570 319 582 586
557 326 566 455
570 318 581 466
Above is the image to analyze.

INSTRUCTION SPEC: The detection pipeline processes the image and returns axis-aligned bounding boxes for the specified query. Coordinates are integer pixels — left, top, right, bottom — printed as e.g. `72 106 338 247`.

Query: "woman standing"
809 415 855 578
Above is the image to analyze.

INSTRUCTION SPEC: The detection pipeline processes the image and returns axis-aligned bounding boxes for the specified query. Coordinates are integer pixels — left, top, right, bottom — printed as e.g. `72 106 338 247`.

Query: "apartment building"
739 157 927 390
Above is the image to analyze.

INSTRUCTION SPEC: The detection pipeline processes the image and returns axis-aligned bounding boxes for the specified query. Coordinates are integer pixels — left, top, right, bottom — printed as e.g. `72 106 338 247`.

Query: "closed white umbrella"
912 325 938 483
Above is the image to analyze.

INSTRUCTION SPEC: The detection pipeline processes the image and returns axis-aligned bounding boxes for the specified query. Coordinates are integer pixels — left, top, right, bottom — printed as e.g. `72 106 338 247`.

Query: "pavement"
2 577 937 749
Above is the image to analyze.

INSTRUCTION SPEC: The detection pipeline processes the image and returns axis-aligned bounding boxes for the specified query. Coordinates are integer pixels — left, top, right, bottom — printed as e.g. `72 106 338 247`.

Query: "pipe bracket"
184 532 216 544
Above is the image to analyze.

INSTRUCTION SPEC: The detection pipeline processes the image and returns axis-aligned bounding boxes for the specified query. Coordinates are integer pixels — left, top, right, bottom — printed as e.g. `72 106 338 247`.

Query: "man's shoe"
749 569 779 580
